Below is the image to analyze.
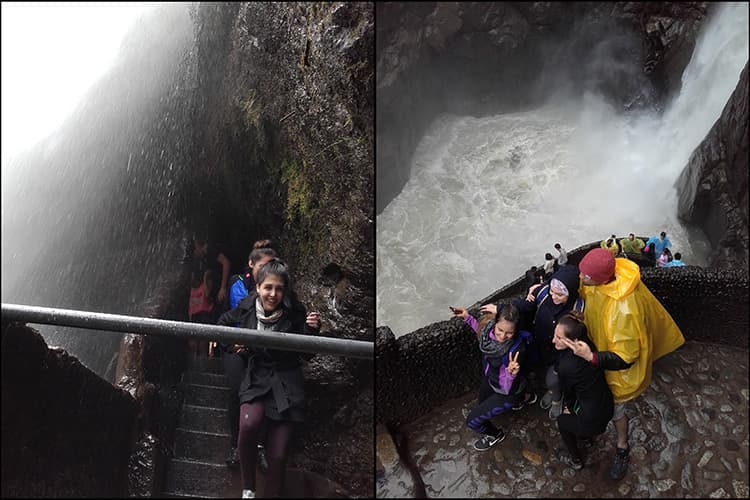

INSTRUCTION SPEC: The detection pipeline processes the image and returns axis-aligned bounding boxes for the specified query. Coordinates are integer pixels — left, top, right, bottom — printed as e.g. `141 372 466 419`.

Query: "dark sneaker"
512 392 538 411
258 444 268 472
579 436 594 450
473 429 506 451
609 446 630 480
540 391 555 410
226 446 240 467
557 449 583 470
548 399 563 419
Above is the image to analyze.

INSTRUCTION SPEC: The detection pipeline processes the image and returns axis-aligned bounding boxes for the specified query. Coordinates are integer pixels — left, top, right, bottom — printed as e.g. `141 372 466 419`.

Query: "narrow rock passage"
377 341 749 498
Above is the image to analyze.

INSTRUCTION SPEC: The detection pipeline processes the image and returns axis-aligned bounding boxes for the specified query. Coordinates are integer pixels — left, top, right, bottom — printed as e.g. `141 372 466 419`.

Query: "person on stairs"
218 259 321 498
222 241 277 469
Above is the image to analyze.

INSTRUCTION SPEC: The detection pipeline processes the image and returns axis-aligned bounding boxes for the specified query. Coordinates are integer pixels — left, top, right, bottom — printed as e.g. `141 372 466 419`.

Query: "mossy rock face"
188 3 374 496
189 2 374 341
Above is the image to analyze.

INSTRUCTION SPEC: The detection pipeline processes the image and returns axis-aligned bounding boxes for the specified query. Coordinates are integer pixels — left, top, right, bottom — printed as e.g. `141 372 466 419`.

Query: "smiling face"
549 287 568 305
256 273 285 312
552 324 568 350
493 318 516 342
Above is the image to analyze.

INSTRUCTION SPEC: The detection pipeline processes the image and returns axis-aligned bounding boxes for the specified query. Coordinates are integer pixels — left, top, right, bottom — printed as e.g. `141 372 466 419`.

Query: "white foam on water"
377 2 748 336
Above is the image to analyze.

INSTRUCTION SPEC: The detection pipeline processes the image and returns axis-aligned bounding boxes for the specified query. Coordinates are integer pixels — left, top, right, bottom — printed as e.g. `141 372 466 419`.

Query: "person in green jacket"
619 233 645 256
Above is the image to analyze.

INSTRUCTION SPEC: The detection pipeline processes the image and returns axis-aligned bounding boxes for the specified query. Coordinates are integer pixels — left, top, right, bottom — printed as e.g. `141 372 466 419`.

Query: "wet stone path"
377 341 749 498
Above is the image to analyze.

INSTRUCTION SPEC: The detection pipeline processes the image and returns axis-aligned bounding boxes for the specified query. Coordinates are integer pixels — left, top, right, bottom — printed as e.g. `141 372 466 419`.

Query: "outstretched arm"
450 306 478 333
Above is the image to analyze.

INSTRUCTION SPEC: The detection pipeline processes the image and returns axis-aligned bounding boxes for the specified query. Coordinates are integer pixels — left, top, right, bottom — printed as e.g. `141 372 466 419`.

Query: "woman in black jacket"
552 311 614 470
217 259 320 499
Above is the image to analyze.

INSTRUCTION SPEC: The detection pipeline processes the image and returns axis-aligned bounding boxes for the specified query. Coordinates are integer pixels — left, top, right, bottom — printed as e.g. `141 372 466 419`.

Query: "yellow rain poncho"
579 258 684 403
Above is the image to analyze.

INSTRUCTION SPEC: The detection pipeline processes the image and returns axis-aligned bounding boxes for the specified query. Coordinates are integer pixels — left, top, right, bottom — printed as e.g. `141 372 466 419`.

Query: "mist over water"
377 2 749 336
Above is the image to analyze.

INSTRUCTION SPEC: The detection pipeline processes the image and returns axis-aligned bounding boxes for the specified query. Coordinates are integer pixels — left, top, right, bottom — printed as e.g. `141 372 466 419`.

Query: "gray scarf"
479 320 515 359
255 298 283 327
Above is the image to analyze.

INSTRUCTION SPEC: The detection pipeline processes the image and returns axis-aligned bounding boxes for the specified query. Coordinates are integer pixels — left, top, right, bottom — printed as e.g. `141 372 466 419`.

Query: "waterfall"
1 4 194 379
376 2 749 337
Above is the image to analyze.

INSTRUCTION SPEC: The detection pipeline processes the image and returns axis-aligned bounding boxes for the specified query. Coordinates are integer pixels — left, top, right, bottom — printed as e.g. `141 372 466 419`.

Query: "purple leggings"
238 401 293 496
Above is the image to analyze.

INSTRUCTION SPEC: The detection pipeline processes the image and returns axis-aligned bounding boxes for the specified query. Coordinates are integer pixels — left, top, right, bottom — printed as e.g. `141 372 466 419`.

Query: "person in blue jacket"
665 252 686 267
645 231 671 257
229 240 277 309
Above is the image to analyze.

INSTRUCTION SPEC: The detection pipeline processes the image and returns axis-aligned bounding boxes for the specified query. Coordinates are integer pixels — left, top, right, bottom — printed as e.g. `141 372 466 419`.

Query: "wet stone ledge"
377 341 749 498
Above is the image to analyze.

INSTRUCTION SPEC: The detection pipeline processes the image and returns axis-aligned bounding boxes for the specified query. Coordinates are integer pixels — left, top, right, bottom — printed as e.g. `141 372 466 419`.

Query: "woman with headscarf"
480 264 584 418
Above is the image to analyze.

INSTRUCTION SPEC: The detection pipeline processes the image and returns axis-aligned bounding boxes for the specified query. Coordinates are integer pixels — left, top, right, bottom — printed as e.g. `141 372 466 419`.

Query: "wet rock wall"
117 266 190 496
1 322 138 497
676 62 749 270
376 249 749 428
187 4 375 494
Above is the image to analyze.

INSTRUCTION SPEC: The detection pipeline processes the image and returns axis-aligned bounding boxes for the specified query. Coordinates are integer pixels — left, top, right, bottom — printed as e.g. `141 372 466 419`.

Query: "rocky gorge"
377 2 747 269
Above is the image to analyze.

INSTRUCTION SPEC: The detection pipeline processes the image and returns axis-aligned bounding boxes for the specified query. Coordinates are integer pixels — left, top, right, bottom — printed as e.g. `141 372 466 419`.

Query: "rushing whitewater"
377 3 749 336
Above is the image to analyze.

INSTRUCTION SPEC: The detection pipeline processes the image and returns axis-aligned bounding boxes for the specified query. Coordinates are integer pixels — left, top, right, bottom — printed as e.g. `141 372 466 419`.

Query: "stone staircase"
163 355 236 498
162 353 356 498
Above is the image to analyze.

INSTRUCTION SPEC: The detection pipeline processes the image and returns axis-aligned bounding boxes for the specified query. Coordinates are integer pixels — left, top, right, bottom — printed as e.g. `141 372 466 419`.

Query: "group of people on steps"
451 240 685 480
187 236 321 499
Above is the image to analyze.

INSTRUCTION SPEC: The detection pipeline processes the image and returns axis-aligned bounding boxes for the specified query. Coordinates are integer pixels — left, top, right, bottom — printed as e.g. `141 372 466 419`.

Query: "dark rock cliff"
1 322 138 497
676 62 749 270
376 2 707 214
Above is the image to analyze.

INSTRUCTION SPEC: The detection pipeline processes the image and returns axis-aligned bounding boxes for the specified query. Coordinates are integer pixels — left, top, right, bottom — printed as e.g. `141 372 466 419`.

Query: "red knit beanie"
579 248 616 283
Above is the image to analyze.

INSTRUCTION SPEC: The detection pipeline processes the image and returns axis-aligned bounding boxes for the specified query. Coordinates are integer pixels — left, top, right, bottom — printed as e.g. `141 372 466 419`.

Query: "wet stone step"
186 355 225 374
180 404 228 434
174 428 230 464
184 383 229 408
183 370 228 387
163 458 232 498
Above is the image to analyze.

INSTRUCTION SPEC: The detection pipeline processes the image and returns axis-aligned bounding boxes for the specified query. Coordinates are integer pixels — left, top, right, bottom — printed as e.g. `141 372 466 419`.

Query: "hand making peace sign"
560 336 594 362
506 350 520 376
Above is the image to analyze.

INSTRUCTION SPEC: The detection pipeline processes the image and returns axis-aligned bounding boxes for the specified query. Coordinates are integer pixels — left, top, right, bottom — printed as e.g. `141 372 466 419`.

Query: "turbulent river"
376 2 749 337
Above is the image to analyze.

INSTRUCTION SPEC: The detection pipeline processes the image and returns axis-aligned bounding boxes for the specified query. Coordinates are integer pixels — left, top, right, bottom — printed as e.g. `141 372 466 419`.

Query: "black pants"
223 350 248 447
557 414 606 460
466 377 518 436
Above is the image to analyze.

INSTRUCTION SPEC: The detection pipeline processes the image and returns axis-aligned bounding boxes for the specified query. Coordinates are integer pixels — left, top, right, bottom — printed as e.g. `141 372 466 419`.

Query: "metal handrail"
1 303 373 359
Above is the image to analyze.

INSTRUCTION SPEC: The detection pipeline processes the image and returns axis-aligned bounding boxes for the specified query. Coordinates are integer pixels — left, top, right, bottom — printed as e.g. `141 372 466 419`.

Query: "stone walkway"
377 341 749 498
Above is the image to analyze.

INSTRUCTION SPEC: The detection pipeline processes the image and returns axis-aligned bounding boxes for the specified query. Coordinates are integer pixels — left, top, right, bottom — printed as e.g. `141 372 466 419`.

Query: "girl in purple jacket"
450 303 529 451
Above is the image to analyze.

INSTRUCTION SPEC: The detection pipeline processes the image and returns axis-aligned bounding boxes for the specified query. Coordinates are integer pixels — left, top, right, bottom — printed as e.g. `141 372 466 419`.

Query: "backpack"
501 329 534 367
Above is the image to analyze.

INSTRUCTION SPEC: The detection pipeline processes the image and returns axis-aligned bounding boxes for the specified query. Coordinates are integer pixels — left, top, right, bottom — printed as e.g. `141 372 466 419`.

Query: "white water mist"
377 2 748 336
